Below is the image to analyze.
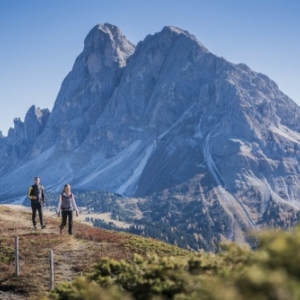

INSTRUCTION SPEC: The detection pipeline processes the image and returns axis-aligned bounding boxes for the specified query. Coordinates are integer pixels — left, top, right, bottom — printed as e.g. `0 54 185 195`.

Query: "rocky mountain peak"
5 105 49 143
83 23 135 69
35 24 136 154
23 105 50 142
161 25 208 51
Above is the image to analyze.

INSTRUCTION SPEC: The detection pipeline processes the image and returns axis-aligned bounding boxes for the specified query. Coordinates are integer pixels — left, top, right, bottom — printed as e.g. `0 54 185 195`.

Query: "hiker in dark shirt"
57 184 78 235
28 176 46 229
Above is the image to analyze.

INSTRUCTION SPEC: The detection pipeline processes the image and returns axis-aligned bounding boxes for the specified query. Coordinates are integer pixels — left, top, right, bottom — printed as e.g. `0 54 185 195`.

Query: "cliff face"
1 23 300 246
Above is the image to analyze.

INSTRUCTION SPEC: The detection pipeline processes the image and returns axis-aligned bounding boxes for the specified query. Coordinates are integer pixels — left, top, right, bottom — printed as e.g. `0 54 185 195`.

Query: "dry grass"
0 205 189 300
0 206 134 299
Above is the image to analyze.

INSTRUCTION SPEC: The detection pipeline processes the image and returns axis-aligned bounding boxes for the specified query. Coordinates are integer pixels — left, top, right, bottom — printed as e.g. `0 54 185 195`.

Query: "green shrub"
50 225 300 300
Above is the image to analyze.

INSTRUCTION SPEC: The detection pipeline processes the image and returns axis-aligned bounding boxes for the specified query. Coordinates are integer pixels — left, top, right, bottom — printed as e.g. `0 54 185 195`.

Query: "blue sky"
0 0 299 135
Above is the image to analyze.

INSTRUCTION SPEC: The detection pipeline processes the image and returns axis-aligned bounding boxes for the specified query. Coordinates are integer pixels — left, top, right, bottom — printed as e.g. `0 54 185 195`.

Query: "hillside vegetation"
0 206 188 300
1 205 300 300
49 225 300 300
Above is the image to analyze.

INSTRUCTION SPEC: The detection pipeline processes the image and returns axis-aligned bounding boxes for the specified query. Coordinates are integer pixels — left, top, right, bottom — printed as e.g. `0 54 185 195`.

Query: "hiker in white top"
57 184 78 235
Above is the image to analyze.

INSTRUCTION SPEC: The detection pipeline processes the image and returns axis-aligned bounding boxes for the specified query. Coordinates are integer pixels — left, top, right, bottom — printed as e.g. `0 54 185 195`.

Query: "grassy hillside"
2 205 300 300
49 223 300 300
0 206 189 300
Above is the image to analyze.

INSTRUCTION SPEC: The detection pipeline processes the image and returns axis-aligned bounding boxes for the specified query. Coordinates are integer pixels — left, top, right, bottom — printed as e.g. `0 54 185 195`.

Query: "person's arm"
71 194 79 216
28 186 34 200
41 186 45 205
57 195 62 216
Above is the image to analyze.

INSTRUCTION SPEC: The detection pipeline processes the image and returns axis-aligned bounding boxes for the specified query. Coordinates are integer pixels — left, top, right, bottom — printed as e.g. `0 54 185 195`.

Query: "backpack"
61 193 73 210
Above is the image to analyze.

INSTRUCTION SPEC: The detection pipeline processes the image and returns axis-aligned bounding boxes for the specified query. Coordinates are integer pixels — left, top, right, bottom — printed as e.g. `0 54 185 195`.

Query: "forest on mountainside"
43 189 300 252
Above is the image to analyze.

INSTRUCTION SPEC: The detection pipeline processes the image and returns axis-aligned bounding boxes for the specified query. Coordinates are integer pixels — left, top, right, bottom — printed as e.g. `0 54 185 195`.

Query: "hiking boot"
34 225 37 230
41 225 46 229
59 228 62 234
